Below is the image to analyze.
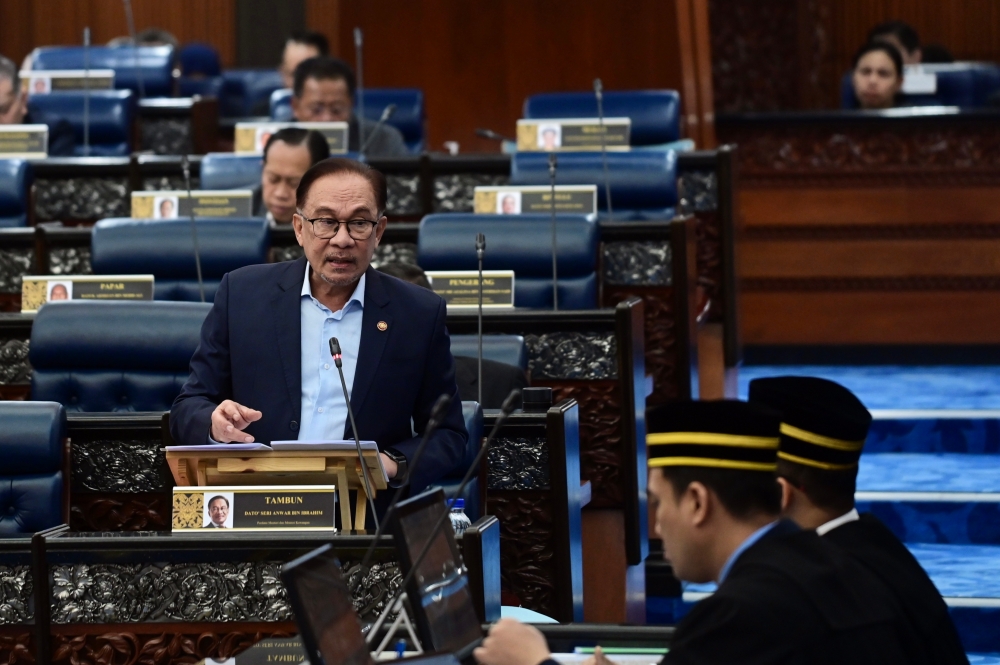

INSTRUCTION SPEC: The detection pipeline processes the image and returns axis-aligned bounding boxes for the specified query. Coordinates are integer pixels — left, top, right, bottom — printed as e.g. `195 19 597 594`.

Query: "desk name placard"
131 190 254 218
426 270 516 308
474 184 597 215
21 274 154 313
172 485 337 532
234 121 348 155
0 124 48 158
19 69 116 93
516 117 631 152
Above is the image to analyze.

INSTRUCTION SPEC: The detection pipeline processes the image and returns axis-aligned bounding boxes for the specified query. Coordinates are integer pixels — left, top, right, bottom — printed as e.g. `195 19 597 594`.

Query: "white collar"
816 508 860 536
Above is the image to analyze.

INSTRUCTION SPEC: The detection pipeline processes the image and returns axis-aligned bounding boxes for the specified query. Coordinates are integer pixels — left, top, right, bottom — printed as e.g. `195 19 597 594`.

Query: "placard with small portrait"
0 124 48 157
516 117 631 152
19 69 115 93
21 275 154 313
172 485 338 532
474 185 597 216
131 190 254 218
234 121 348 154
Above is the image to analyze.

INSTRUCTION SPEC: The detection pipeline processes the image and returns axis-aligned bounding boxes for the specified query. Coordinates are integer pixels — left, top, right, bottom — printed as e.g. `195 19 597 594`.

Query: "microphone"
367 389 521 641
548 153 559 311
82 28 91 157
182 155 205 303
354 28 366 152
594 78 613 222
475 233 485 406
329 336 380 531
358 103 396 159
122 0 145 99
475 128 514 143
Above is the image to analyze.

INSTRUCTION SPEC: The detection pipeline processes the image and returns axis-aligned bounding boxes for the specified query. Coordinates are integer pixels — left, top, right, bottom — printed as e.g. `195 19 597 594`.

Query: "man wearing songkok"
475 400 921 665
750 376 968 665
170 158 467 519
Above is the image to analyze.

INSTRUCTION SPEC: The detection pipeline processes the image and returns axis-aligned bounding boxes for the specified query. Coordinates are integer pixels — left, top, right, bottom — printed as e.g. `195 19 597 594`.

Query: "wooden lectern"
165 448 387 532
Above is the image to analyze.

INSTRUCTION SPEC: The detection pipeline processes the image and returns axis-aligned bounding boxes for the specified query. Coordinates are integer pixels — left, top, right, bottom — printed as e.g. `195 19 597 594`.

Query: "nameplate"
131 190 254 218
21 275 154 313
516 117 630 152
196 637 305 665
0 124 48 157
426 270 515 308
474 185 597 215
234 121 349 155
20 69 115 93
172 485 337 532
903 65 937 94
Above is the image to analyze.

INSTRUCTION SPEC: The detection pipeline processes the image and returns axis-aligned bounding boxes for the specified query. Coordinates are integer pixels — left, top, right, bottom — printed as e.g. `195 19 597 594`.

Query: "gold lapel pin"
377 321 388 331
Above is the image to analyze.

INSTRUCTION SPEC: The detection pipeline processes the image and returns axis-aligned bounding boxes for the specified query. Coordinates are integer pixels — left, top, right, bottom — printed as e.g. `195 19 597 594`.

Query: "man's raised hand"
211 400 262 443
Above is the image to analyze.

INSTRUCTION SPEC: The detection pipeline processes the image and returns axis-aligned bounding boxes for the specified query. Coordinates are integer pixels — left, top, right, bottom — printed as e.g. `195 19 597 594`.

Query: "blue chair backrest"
179 43 221 77
0 401 66 536
419 214 598 309
840 63 1000 108
435 401 484 520
0 159 32 228
91 217 270 302
179 76 224 99
270 88 426 152
222 69 284 117
450 334 528 370
510 150 677 220
200 152 263 189
524 90 681 145
30 301 210 411
31 45 175 97
26 90 136 157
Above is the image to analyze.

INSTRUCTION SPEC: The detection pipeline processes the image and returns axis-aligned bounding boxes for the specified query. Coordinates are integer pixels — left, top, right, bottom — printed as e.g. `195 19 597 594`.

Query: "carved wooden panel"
70 493 173 532
0 632 31 665
694 210 723 322
50 629 295 665
487 491 555 618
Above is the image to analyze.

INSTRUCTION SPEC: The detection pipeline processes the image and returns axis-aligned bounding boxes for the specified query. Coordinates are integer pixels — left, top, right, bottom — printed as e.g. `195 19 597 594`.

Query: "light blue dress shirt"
298 267 366 441
717 520 779 583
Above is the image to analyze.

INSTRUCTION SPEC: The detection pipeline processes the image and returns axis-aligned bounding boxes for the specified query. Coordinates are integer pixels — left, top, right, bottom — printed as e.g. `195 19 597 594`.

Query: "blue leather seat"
840 63 1000 108
26 90 136 157
179 76 224 99
436 401 484 520
31 301 210 412
510 151 677 221
450 334 528 370
0 401 66 536
31 45 175 97
270 88 426 153
221 69 284 117
523 90 681 146
200 152 263 190
0 159 31 228
91 217 270 301
418 214 598 309
179 43 221 77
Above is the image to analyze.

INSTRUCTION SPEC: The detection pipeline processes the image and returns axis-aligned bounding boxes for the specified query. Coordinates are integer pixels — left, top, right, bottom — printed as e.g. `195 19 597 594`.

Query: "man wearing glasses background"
170 158 468 521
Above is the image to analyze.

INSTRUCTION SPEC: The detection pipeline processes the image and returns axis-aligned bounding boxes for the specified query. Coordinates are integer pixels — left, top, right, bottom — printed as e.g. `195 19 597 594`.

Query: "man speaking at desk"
170 158 468 515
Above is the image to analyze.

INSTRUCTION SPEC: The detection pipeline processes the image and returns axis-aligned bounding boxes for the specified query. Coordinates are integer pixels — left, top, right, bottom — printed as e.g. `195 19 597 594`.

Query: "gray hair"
0 56 19 94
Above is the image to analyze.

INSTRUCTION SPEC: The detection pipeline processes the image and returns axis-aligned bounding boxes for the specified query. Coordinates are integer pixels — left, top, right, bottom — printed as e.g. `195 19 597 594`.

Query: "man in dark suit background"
171 158 468 514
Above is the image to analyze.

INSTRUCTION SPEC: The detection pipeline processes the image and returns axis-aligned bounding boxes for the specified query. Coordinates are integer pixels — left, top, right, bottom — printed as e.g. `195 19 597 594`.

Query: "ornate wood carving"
486 491 555 618
694 210 724 322
0 632 32 664
70 494 173 532
49 629 295 665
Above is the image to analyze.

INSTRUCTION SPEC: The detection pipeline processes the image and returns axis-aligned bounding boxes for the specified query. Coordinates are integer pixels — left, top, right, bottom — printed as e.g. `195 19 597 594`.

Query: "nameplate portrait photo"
0 124 48 157
196 637 305 665
425 270 516 308
172 485 338 532
234 121 348 155
19 69 115 93
131 190 255 218
21 275 154 313
516 117 631 152
474 185 598 215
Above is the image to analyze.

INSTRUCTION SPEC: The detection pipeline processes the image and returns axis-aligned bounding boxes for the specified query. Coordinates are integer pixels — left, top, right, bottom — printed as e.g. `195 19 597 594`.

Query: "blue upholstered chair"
840 63 1000 108
450 334 528 370
200 152 264 190
418 214 598 309
91 217 270 301
435 401 484 520
0 159 31 228
179 43 221 77
270 88 426 153
0 402 66 536
179 76 224 99
31 45 175 97
523 90 681 147
26 90 136 157
221 69 284 117
510 151 678 221
30 301 210 411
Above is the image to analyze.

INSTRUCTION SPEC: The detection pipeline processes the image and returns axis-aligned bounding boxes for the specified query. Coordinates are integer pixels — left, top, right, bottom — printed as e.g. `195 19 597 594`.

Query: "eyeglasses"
297 214 381 240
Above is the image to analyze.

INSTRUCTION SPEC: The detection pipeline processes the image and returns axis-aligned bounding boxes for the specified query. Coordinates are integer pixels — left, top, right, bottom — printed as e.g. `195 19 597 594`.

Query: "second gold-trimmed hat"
646 400 781 473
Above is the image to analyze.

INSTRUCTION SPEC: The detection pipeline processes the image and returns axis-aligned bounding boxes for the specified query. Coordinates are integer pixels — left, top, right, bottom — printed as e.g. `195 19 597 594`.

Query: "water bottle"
449 498 472 537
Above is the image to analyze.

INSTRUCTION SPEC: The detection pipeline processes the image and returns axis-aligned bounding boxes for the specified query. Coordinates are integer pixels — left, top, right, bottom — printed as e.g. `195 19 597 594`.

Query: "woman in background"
852 42 904 110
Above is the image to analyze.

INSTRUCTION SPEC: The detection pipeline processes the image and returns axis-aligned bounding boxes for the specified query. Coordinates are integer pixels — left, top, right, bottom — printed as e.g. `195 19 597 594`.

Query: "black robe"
664 520 925 665
824 513 968 665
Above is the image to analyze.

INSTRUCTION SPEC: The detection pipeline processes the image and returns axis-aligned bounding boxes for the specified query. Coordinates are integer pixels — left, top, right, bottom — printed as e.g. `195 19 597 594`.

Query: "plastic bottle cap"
450 498 465 510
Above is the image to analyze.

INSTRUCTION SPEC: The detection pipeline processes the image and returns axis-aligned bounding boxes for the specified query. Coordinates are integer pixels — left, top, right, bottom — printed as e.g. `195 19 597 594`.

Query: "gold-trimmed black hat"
748 376 872 471
646 400 781 473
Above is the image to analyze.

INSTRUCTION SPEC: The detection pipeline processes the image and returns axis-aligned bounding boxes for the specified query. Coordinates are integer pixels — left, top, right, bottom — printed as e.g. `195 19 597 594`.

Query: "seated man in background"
851 41 903 110
750 376 969 665
256 127 330 223
376 262 528 408
868 19 922 65
0 55 74 156
291 57 409 157
251 30 330 115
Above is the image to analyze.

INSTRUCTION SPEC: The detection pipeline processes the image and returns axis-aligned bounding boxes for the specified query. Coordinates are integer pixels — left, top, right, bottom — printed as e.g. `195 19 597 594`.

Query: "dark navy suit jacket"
170 258 468 497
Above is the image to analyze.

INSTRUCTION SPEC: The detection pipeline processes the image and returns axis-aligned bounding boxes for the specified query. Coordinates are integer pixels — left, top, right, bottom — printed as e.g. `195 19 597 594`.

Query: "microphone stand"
329 337 380 532
475 128 514 143
358 104 396 160
354 28 366 151
475 233 485 406
83 28 91 157
182 155 205 303
548 153 559 311
122 0 145 99
594 78 613 222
